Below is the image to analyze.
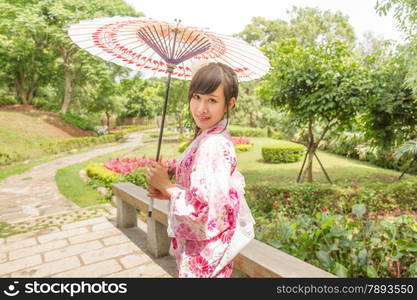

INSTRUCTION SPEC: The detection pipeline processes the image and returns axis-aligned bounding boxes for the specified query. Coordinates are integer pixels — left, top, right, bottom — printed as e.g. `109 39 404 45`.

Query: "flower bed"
86 155 177 189
247 180 417 277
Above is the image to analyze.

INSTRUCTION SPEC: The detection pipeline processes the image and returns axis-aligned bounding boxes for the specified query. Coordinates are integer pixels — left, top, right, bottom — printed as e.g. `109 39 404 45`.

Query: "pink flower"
172 238 177 250
221 229 234 244
232 137 251 145
189 254 214 277
229 188 239 200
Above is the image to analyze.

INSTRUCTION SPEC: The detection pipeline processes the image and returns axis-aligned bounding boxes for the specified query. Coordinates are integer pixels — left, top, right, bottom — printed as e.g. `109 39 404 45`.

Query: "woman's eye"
209 98 217 103
193 94 200 100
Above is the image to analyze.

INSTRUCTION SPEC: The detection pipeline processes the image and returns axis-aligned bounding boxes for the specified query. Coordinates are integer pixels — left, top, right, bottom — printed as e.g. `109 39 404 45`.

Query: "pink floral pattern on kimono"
167 118 242 278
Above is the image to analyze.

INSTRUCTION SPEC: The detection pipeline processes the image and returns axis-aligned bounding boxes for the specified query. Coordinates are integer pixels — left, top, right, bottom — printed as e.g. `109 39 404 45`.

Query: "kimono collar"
197 118 229 138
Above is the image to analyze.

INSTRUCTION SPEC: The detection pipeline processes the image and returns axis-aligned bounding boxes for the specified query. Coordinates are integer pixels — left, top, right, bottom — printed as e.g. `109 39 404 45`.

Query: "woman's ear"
226 97 237 112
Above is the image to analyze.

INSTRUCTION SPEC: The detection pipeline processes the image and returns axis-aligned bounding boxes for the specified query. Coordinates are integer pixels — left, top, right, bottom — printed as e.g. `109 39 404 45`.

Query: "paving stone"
5 227 60 243
9 239 68 260
37 227 88 244
91 222 115 232
0 252 7 264
52 260 122 278
68 228 120 244
1 238 38 253
44 241 103 262
0 255 42 276
101 235 131 246
107 263 167 278
61 217 107 231
119 253 152 269
11 256 81 277
81 242 138 265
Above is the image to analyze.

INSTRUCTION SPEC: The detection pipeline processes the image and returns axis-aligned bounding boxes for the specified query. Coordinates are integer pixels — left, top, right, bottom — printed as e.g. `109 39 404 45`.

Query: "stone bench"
112 182 336 278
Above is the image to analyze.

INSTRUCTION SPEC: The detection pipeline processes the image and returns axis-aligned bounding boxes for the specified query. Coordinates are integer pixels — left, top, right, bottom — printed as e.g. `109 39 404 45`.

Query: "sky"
125 0 406 43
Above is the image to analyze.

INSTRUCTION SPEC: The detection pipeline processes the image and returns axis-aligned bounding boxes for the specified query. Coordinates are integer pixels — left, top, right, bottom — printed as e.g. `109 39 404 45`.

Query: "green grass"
0 141 130 182
55 146 138 207
131 137 416 186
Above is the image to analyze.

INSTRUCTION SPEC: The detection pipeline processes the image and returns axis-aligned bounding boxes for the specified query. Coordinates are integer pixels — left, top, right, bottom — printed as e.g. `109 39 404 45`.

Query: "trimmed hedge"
179 140 192 153
228 126 267 137
245 178 417 217
42 132 124 154
85 162 148 189
235 144 252 152
59 112 97 131
147 131 178 138
85 162 122 188
262 143 305 163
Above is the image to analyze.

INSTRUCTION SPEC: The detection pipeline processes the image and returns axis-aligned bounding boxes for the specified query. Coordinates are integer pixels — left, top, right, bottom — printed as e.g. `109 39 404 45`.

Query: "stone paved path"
0 210 176 278
0 130 151 223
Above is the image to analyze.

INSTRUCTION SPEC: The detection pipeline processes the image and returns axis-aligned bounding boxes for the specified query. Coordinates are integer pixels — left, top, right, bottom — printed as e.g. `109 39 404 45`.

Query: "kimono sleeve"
168 135 238 241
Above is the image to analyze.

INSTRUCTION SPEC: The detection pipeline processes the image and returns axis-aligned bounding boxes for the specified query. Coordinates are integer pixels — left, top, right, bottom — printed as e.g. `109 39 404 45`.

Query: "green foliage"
124 168 147 188
262 144 306 163
259 39 368 131
271 131 284 140
246 179 417 217
235 144 252 152
179 140 191 153
255 209 417 277
0 151 22 166
237 7 356 47
85 162 122 188
228 126 267 137
147 131 178 139
59 112 97 131
42 132 124 154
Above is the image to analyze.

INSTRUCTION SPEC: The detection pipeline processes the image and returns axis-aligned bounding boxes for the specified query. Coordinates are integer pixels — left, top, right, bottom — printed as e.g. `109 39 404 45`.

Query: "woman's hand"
146 160 173 199
146 185 170 200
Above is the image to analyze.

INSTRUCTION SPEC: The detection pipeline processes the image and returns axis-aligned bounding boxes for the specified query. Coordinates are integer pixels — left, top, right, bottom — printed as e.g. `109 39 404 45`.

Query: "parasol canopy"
68 16 269 81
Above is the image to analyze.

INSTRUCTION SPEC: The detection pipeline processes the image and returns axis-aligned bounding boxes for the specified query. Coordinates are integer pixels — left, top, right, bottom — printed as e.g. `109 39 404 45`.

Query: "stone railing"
112 182 336 278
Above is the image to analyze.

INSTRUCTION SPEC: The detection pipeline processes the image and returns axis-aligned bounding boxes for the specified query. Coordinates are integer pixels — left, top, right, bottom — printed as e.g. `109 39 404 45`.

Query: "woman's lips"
197 116 210 122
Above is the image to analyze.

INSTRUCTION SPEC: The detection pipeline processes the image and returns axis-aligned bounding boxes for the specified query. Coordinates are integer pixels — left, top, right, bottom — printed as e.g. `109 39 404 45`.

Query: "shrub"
147 131 178 138
262 143 305 163
179 140 192 153
86 162 122 188
245 178 417 218
124 168 148 187
0 151 23 166
271 132 284 140
235 144 252 152
59 112 97 131
229 126 267 137
42 133 124 154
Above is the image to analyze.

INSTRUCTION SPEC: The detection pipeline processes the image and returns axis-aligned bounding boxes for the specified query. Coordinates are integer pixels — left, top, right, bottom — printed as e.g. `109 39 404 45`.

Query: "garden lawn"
131 137 416 186
55 147 137 207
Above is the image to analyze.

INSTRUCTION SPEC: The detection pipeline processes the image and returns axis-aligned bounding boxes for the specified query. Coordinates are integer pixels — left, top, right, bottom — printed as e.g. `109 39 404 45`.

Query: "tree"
359 45 417 150
118 76 164 123
0 1 56 105
36 0 142 113
258 39 369 183
237 6 356 48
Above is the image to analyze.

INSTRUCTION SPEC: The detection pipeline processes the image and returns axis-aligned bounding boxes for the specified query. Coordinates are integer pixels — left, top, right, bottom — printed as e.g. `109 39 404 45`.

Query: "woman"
146 62 255 278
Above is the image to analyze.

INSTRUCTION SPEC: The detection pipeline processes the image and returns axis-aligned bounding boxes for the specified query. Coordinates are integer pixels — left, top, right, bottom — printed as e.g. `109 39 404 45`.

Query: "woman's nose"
197 100 208 113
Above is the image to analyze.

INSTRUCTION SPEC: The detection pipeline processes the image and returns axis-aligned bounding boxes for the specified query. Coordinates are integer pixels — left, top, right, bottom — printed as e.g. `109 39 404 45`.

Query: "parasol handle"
148 63 176 218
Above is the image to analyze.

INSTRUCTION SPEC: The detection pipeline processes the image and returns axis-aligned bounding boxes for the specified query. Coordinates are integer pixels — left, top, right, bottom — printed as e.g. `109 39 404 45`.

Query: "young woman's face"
190 83 236 131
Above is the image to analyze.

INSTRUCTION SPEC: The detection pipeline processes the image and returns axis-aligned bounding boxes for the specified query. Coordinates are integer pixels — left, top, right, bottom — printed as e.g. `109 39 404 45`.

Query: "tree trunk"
61 65 73 114
303 119 315 183
105 111 111 127
15 80 35 105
